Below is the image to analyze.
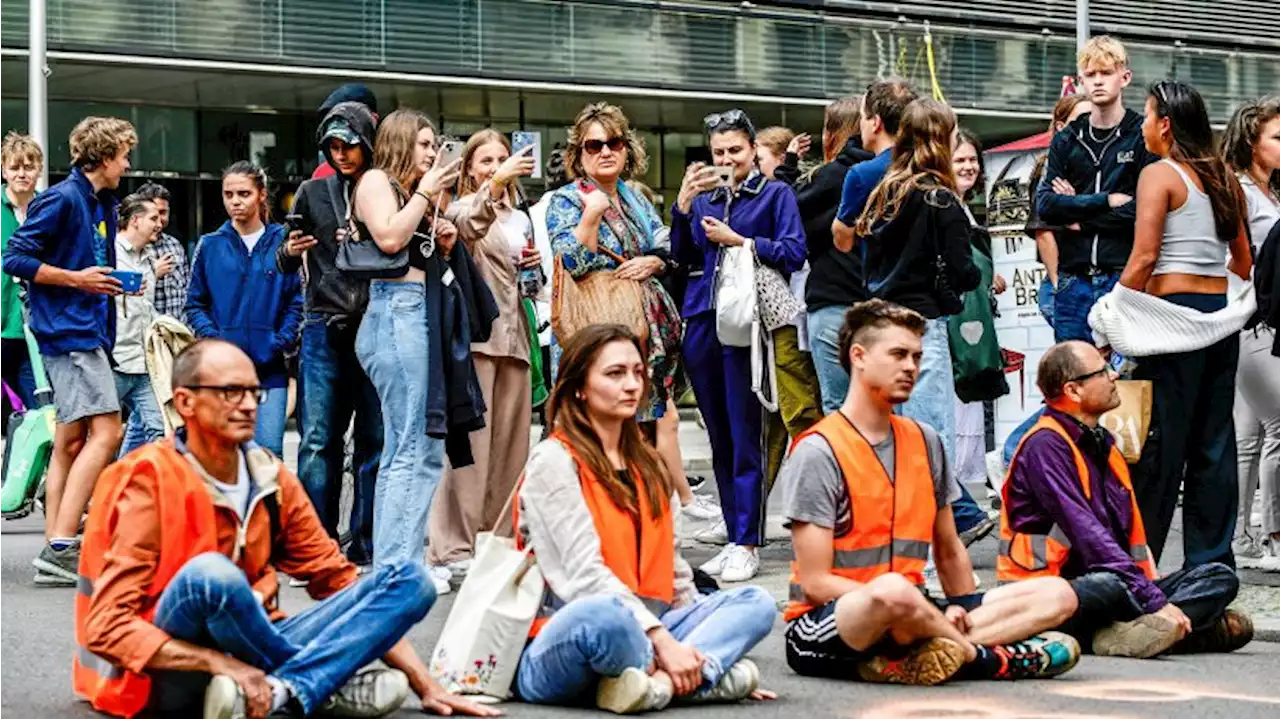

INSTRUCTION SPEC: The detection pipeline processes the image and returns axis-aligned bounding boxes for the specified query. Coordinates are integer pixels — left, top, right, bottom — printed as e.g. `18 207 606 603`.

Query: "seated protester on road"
74 339 496 719
1000 341 1253 658
513 324 778 714
780 300 1081 686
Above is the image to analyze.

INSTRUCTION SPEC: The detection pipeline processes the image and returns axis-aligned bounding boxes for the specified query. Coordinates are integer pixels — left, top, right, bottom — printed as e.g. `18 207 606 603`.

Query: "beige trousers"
426 353 532 565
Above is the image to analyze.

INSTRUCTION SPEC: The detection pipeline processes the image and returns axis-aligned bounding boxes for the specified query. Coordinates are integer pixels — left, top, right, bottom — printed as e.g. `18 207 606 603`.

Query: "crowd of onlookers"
1 32 1277 719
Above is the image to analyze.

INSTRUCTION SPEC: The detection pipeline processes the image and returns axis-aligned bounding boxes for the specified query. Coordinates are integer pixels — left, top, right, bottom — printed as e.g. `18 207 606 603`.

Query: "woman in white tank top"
1222 97 1280 568
1116 81 1253 572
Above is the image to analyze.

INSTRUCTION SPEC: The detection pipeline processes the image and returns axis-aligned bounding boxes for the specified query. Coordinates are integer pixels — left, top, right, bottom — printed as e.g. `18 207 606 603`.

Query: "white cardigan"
1088 281 1256 357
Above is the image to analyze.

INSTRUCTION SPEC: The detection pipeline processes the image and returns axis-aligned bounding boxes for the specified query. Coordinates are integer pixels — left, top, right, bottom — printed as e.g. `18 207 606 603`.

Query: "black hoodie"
1035 109 1158 273
276 101 377 321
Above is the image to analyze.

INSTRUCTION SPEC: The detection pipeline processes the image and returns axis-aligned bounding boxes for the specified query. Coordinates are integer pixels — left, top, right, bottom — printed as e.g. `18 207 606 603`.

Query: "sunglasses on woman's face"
583 137 626 155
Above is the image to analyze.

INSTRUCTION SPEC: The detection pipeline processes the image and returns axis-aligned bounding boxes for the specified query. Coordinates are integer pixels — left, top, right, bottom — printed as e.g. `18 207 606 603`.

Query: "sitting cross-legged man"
74 339 497 719
999 340 1252 658
781 300 1082 685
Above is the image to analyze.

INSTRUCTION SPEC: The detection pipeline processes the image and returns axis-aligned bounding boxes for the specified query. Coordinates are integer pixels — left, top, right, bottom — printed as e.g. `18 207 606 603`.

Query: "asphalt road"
5 512 1280 719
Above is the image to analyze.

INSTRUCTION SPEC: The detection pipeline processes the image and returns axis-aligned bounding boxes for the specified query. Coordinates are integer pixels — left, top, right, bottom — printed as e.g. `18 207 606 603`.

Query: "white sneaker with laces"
427 564 453 596
1258 537 1280 572
683 659 759 704
719 545 759 583
445 558 473 580
682 494 722 522
321 667 411 717
699 544 737 577
596 666 673 714
693 518 729 545
203 674 246 719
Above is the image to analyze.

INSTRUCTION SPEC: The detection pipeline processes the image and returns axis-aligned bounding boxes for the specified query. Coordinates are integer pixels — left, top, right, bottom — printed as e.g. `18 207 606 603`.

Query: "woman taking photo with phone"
1222 96 1280 568
545 103 686 504
186 161 302 456
351 109 498 577
514 324 776 713
427 129 539 580
671 108 806 582
1097 81 1253 569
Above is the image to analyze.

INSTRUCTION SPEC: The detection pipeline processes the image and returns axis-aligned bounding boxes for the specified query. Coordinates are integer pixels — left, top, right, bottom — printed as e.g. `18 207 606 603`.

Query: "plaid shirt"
143 233 190 320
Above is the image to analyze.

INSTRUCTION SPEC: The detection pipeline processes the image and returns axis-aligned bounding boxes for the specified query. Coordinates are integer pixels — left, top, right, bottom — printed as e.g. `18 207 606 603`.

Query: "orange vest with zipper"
74 443 219 718
997 415 1157 583
514 435 675 637
785 414 936 622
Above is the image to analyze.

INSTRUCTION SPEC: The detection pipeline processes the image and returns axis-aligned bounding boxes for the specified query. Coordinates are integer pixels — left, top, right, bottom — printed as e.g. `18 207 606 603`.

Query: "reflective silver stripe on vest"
999 525 1073 570
77 645 124 680
831 539 930 569
1131 544 1151 563
789 583 806 603
78 574 95 598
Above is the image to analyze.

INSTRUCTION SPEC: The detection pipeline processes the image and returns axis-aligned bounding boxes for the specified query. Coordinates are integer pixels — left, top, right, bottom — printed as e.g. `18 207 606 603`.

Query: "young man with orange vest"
999 340 1252 658
780 300 1082 685
74 339 498 719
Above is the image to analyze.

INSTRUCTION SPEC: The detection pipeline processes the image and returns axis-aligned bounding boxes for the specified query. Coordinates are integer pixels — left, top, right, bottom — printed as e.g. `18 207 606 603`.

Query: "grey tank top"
1153 159 1227 278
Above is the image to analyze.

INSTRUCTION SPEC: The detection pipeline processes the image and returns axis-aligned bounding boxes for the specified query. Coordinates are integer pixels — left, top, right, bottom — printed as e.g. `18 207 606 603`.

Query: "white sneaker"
203 674 246 719
719 545 759 583
427 564 453 596
320 667 411 717
682 494 722 522
596 666 673 714
288 576 308 588
699 544 738 577
1234 535 1265 568
445 558 473 580
693 519 730 545
684 659 759 704
1258 537 1280 573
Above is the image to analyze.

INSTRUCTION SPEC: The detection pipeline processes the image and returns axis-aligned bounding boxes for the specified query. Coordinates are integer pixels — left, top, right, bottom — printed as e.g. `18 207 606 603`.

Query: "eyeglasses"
582 137 626 155
183 385 268 405
1065 366 1116 385
703 109 755 137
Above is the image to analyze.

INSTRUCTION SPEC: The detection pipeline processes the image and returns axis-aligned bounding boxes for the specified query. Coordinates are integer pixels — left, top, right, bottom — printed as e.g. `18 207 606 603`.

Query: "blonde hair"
2 132 44 170
373 109 435 193
1078 35 1128 72
756 126 795 157
457 129 513 199
565 103 647 181
854 98 959 238
69 117 137 170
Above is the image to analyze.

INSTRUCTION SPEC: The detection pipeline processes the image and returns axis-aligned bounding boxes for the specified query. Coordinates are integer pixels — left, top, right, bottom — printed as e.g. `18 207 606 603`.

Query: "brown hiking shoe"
857 637 967 686
1092 613 1182 659
1169 609 1253 654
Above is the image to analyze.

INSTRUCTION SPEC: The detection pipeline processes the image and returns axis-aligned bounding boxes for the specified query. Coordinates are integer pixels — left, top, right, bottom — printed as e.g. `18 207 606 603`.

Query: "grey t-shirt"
781 418 959 538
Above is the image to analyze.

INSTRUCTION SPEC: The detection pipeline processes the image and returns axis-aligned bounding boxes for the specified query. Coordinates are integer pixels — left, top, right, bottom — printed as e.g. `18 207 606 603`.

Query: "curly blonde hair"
69 117 137 170
2 132 44 170
564 102 647 181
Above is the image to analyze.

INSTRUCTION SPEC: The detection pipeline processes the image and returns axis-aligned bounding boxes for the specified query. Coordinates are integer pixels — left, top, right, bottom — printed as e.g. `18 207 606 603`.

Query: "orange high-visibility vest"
997 415 1157 583
785 414 936 622
514 435 675 637
74 441 219 718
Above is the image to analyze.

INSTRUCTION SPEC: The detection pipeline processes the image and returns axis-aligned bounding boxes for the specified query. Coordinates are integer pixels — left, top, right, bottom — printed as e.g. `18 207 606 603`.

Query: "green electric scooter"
1 322 54 519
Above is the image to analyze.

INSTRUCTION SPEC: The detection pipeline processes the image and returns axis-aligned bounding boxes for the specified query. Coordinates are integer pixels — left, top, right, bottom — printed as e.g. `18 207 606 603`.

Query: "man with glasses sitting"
72 338 497 719
998 341 1252 659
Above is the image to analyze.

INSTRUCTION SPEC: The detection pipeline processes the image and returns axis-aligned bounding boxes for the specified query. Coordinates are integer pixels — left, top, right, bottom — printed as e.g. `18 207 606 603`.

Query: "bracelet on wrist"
415 190 432 204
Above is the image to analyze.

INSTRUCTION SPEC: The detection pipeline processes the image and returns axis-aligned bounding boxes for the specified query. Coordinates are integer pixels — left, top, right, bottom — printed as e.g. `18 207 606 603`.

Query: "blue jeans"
356 281 445 569
1004 407 1046 468
1038 277 1055 330
299 314 382 563
253 386 288 457
807 305 851 415
1059 563 1238 651
147 553 434 714
515 587 777 705
1052 270 1120 343
114 371 165 455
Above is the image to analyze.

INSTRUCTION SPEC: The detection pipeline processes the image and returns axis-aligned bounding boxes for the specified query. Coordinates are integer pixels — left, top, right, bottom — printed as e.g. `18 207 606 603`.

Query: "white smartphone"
710 165 734 188
436 139 464 169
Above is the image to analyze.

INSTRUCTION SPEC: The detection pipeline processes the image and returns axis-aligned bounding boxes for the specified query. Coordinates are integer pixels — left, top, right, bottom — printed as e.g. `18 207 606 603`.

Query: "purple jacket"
669 170 806 318
1006 408 1167 614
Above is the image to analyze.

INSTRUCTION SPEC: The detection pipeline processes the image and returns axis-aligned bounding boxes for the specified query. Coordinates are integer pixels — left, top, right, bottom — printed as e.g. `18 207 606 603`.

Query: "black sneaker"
959 517 997 548
33 542 80 585
1169 609 1253 654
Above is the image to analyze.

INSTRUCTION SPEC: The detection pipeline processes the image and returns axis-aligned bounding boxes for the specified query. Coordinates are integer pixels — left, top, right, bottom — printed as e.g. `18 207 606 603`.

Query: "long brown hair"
457 128 513 200
823 95 862 163
1150 81 1243 242
373 109 435 193
1222 95 1280 199
547 325 672 519
854 98 959 238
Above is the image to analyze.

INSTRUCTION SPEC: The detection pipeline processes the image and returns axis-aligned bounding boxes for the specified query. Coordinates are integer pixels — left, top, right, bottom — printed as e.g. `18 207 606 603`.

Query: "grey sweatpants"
1234 326 1280 537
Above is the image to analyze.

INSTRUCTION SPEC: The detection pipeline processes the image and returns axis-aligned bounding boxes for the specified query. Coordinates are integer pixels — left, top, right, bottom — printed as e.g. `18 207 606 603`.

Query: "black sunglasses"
703 109 756 137
1066 366 1115 385
183 385 268 405
582 137 626 155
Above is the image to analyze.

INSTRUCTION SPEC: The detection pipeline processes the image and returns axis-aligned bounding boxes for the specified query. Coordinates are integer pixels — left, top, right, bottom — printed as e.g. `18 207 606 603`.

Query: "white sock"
266 677 291 713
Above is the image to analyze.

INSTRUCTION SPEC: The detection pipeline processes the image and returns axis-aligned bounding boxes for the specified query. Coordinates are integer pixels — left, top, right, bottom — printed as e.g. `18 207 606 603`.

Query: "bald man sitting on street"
73 339 497 719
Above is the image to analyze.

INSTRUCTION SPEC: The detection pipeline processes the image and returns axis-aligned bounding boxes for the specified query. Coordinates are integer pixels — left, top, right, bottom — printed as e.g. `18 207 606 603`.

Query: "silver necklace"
1088 122 1119 144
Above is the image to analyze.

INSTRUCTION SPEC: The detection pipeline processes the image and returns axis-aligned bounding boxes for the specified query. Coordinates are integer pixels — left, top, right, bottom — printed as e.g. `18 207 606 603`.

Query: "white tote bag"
716 241 756 347
429 497 544 700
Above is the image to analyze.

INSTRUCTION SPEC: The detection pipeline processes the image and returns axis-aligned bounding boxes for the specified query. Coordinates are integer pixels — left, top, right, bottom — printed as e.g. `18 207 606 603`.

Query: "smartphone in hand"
711 166 734 189
437 139 464 169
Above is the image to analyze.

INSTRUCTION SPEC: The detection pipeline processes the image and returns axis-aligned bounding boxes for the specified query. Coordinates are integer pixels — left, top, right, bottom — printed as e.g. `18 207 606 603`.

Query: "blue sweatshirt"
1 168 117 356
669 170 807 318
185 221 303 388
